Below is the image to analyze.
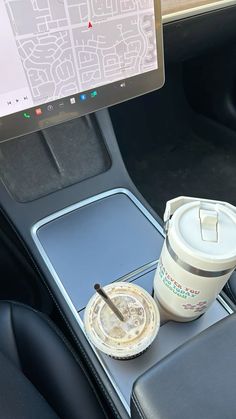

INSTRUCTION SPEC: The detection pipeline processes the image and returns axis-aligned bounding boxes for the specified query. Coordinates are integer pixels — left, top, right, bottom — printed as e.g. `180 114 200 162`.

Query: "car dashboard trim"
163 0 236 23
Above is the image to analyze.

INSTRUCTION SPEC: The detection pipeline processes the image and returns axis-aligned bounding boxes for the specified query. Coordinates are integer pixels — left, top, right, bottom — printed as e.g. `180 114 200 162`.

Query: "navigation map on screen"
0 0 158 118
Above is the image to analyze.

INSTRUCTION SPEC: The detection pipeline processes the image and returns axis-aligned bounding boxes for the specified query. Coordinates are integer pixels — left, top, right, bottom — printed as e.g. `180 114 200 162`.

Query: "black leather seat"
0 301 106 419
131 313 236 419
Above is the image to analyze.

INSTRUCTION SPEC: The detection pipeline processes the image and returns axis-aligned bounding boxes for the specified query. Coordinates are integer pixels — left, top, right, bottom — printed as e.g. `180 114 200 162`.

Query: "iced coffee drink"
84 282 160 360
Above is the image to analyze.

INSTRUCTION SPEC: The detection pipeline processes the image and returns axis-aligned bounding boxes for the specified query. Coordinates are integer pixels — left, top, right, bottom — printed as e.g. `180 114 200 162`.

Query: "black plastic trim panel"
164 5 236 62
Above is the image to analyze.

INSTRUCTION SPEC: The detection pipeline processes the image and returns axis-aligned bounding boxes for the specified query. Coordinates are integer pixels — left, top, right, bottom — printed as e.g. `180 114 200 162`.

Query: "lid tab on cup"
165 196 236 272
199 206 218 243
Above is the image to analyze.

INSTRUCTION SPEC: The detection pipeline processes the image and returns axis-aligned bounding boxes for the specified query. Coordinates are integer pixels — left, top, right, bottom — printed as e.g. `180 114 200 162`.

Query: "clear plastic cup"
84 282 160 360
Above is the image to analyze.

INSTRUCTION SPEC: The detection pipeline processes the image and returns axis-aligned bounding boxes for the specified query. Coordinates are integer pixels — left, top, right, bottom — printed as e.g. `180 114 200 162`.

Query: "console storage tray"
36 192 163 310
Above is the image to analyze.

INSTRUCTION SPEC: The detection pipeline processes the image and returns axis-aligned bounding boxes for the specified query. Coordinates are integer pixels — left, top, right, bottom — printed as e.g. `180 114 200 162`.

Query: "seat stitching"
9 303 22 370
37 313 115 419
131 394 146 419
7 301 119 419
27 282 121 418
0 210 121 418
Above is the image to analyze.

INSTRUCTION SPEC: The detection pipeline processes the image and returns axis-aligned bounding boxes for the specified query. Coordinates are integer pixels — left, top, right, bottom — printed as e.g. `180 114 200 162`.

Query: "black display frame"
0 0 164 142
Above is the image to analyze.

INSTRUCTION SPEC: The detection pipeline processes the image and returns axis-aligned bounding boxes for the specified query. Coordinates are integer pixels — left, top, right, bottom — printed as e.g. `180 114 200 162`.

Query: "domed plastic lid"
84 282 160 359
166 197 236 271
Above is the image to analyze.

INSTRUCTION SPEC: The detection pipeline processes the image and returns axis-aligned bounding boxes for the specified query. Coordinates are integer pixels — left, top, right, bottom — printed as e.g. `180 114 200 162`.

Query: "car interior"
1 0 236 418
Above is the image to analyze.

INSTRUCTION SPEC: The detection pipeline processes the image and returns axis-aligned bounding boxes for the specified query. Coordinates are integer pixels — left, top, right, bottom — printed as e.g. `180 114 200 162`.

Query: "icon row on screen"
22 90 98 120
80 91 97 101
7 96 29 106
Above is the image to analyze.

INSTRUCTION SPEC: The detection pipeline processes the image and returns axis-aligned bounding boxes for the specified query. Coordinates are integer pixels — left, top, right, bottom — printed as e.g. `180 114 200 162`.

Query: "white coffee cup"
84 282 160 359
154 196 236 322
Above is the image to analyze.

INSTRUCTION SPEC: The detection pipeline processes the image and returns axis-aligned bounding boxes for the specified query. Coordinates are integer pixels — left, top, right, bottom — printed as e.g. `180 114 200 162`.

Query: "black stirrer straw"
94 284 124 322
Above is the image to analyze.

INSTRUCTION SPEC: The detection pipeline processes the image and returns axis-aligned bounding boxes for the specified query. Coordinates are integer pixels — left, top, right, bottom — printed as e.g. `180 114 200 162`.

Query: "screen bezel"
0 0 164 142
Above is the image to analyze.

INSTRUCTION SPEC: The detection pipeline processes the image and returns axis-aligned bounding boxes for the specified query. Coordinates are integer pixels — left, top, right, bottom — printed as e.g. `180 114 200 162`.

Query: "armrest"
131 313 236 419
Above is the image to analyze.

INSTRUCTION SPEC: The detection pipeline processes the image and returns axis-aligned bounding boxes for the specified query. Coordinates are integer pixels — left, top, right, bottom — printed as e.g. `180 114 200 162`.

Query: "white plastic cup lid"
84 282 160 359
166 197 236 271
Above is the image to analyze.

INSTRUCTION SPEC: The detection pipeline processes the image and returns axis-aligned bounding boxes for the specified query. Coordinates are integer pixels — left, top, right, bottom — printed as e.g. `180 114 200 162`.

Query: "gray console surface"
81 268 228 407
33 189 232 415
37 192 163 310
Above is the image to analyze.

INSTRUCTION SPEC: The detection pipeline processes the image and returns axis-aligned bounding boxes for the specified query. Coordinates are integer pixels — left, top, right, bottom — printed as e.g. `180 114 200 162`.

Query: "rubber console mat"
0 115 110 202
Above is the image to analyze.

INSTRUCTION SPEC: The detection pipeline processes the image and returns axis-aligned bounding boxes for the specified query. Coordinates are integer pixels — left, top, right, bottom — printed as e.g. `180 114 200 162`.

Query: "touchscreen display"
0 0 164 140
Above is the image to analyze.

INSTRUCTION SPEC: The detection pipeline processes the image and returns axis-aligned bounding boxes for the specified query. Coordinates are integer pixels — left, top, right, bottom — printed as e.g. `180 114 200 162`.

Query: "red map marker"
88 21 92 29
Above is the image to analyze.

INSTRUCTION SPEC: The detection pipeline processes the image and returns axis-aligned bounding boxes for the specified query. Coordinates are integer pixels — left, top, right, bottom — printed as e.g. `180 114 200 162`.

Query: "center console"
0 107 234 419
0 106 234 418
31 187 232 415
